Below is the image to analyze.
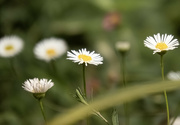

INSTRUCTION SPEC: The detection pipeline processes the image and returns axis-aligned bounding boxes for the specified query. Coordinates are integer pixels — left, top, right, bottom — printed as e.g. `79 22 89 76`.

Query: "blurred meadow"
1 0 180 125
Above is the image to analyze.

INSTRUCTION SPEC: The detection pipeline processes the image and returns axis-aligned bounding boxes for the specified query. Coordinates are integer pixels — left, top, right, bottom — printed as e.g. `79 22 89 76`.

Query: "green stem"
82 64 89 125
164 90 170 125
160 55 165 81
160 55 169 125
83 63 87 98
121 53 129 125
39 99 47 125
121 53 126 87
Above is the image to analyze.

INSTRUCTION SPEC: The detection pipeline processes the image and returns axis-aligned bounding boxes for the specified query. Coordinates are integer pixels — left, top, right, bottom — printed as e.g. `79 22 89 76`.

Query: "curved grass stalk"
49 80 180 125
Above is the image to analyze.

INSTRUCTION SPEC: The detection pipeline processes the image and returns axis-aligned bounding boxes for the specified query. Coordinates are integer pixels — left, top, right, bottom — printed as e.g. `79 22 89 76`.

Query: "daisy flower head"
22 78 54 94
0 35 24 57
34 37 67 62
144 33 179 54
67 48 103 66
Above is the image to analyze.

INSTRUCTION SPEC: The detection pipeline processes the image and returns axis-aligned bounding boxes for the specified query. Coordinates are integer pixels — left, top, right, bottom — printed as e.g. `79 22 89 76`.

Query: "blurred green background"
1 0 180 125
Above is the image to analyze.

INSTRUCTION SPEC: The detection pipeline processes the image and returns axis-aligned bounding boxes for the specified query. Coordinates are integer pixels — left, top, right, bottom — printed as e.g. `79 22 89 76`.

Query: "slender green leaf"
49 80 180 125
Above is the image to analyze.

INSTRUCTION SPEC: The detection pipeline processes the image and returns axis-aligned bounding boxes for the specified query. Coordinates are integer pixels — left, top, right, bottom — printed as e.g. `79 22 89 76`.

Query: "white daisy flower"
67 48 103 66
167 71 180 81
34 37 67 62
22 78 54 93
0 35 24 57
144 33 179 54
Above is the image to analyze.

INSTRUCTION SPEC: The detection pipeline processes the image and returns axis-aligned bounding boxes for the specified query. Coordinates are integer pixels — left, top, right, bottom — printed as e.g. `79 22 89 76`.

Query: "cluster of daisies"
0 35 104 64
22 49 104 94
0 35 104 95
0 36 68 62
0 33 178 94
0 33 178 125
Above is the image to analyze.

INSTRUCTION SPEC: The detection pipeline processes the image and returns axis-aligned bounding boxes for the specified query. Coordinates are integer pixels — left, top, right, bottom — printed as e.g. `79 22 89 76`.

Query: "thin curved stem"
160 55 169 125
121 54 126 87
160 55 165 81
39 99 47 125
82 63 87 98
82 63 89 125
121 53 129 125
164 90 170 125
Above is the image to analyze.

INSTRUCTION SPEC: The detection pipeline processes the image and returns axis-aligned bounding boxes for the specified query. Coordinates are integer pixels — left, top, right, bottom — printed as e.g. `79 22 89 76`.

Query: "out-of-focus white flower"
34 37 67 62
115 41 130 52
144 33 179 54
22 78 54 93
167 71 180 81
67 48 103 66
171 116 180 125
0 35 24 57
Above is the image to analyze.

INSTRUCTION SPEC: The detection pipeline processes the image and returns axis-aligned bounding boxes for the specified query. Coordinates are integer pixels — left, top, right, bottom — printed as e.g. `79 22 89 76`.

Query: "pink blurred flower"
102 12 121 31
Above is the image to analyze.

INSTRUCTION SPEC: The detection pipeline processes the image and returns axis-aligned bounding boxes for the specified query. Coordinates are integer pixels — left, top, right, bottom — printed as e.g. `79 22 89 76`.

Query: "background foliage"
1 0 180 125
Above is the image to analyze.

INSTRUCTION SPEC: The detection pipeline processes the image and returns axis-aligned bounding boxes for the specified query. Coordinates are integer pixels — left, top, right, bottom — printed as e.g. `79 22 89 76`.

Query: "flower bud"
115 41 130 54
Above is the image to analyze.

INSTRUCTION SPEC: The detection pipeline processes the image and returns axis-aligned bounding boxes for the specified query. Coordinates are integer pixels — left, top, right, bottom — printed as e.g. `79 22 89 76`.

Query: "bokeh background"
1 0 180 125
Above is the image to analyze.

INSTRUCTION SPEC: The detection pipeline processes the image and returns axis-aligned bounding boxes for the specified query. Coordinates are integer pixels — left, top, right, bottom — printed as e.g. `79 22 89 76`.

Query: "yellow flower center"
155 42 168 50
5 45 14 51
46 49 56 57
78 54 92 62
